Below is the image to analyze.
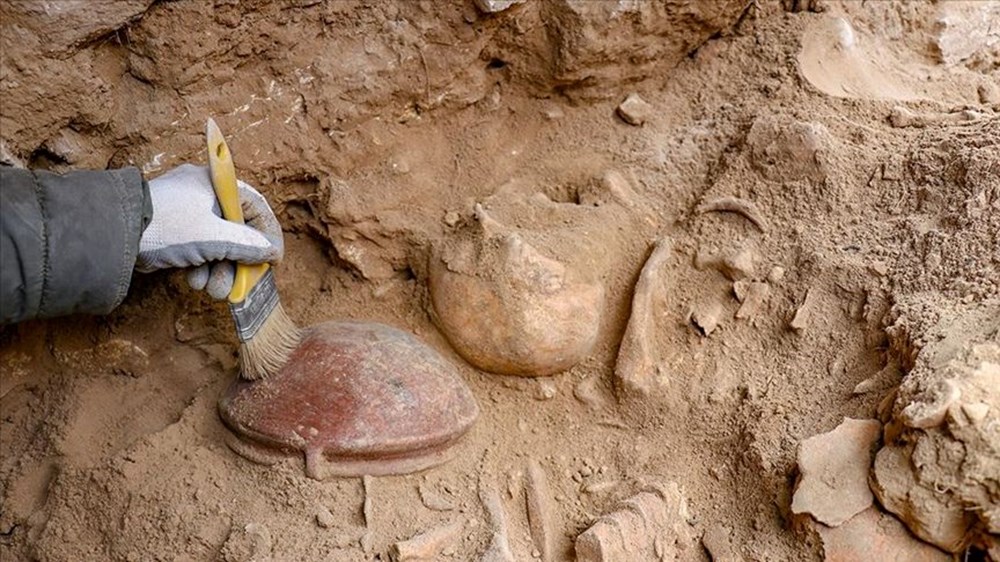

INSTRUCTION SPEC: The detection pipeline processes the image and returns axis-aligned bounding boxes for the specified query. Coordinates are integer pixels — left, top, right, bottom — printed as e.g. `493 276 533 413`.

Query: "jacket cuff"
35 167 148 317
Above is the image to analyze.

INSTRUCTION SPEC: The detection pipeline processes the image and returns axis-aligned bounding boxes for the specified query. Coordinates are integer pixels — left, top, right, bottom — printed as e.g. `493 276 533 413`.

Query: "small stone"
617 93 652 126
791 418 881 527
719 247 756 281
600 170 637 205
900 379 961 429
474 0 525 13
419 482 456 511
542 105 564 120
735 282 769 320
768 266 785 284
579 170 638 207
733 280 750 303
690 302 724 337
574 377 610 410
444 211 461 227
790 289 817 332
389 156 410 175
813 508 950 562
389 520 463 561
534 380 557 401
960 402 989 424
316 507 335 529
978 82 1000 105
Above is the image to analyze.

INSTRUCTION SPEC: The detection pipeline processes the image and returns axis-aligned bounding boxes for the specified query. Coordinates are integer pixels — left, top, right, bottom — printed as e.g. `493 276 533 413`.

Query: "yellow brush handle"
206 118 269 304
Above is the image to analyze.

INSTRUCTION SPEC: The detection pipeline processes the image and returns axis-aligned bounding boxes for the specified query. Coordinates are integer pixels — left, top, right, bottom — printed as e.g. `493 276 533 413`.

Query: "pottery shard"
791 418 881 527
747 115 830 182
575 483 693 562
430 229 603 377
813 507 950 562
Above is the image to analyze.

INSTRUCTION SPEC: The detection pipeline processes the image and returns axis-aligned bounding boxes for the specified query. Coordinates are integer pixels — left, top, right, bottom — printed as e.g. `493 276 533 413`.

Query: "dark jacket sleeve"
1 167 152 323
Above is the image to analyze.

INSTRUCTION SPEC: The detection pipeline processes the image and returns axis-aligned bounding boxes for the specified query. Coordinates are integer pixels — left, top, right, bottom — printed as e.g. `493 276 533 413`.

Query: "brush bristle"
238 302 302 381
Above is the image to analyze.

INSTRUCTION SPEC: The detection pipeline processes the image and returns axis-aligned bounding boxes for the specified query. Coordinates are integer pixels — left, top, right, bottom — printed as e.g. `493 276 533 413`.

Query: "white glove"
137 164 283 299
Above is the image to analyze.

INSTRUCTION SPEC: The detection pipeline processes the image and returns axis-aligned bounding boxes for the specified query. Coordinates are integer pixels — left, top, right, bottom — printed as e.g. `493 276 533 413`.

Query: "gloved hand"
137 164 283 299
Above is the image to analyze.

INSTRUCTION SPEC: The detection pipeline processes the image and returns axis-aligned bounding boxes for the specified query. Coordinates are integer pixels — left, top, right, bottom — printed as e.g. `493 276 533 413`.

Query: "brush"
206 118 301 380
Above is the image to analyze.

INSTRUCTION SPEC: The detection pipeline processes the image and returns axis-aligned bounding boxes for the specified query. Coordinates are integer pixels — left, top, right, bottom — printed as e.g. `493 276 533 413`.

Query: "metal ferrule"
229 269 279 342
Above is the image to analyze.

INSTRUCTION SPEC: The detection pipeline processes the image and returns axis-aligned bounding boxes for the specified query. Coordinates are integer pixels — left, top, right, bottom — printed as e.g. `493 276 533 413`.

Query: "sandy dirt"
1 1 998 561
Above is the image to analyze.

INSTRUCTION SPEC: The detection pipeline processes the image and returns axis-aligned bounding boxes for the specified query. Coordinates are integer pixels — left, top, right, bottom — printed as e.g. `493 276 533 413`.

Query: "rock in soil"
474 0 525 13
617 93 653 126
315 507 335 529
873 306 1000 552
